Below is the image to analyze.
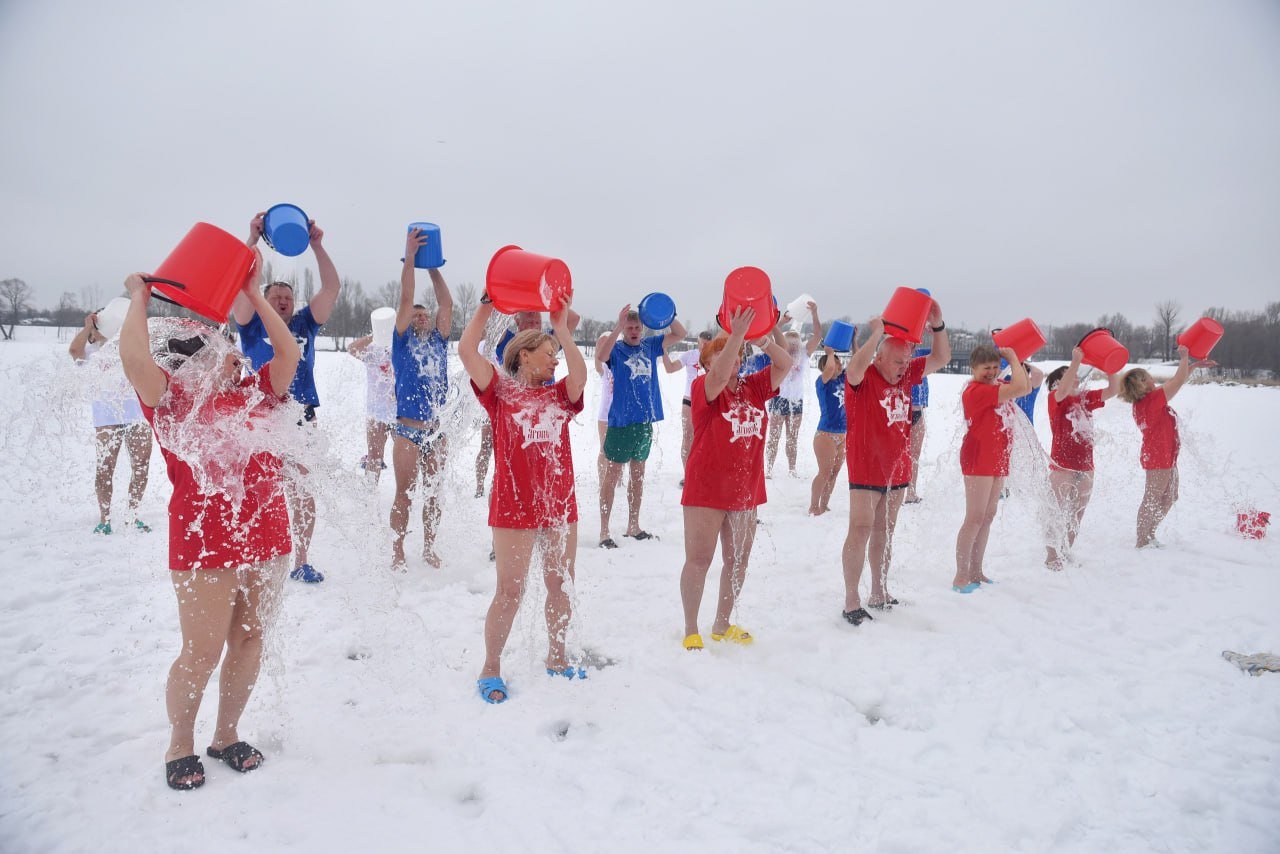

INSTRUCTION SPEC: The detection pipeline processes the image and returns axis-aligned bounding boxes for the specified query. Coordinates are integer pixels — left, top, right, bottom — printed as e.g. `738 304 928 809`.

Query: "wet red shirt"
960 381 1013 477
845 357 925 487
141 365 291 571
1047 389 1107 472
1133 387 1179 470
473 374 584 529
682 370 777 511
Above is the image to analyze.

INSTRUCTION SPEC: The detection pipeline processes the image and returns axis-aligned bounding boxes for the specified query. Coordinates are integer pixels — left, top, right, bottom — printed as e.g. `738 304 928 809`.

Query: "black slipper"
207 741 264 773
165 755 205 790
867 598 900 611
624 531 658 541
599 538 618 549
842 608 874 626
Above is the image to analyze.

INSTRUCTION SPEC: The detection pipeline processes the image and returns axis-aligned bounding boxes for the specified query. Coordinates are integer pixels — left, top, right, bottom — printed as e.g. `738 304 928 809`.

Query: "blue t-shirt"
910 347 931 407
494 326 558 365
1015 385 1040 422
741 352 771 376
236 305 321 407
815 375 846 434
392 326 449 422
606 335 665 427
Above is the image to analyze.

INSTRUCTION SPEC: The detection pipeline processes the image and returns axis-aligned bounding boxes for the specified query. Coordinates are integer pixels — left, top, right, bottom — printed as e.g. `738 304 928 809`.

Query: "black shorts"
850 482 909 493
297 404 318 427
682 397 692 407
769 398 803 416
910 408 923 426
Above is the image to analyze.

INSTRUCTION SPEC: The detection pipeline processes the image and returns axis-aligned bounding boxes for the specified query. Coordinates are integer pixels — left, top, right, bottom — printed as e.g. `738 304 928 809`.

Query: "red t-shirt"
845 357 926 487
682 370 778 511
960 381 1014 477
1047 388 1106 472
1133 386 1179 470
141 365 291 571
472 374 584 529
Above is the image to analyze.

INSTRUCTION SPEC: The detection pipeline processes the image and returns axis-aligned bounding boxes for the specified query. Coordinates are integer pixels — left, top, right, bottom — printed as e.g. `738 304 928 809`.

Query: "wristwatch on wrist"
479 294 492 305
931 322 946 332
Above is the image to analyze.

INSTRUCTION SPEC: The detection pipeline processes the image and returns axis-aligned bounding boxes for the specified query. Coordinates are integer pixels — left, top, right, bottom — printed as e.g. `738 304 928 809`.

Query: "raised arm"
250 257 301 396
232 211 268 326
997 349 1031 403
304 221 341 325
594 333 609 374
1054 348 1083 402
661 348 681 373
429 268 453 338
551 298 586 403
594 304 630 364
69 313 101 361
1027 363 1046 389
845 315 885 386
920 299 952 375
396 229 427 333
704 307 753 401
1101 370 1123 401
661 317 688 352
762 326 794 391
347 335 373 359
819 345 841 382
805 301 823 356
460 298 497 391
1161 345 1215 402
119 275 167 407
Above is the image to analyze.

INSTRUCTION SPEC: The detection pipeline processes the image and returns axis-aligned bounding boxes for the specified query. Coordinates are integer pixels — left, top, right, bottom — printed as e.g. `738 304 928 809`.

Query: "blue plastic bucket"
263 203 311 257
638 292 676 330
408 222 446 269
823 319 855 351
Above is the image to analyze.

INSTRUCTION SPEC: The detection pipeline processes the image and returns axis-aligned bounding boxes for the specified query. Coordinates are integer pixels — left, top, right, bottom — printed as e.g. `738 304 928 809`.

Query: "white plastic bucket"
371 306 396 348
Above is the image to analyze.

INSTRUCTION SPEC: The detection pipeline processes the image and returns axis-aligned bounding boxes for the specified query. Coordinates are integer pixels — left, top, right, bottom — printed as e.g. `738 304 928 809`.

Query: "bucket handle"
882 319 911 333
1077 327 1113 348
141 276 186 308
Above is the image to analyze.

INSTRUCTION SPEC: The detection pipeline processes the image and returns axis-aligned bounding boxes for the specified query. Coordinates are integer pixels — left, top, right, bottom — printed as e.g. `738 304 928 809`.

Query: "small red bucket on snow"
1236 510 1270 540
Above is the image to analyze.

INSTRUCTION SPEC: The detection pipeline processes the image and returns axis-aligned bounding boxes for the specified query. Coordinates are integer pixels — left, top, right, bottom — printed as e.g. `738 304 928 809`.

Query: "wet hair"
412 304 427 311
165 335 208 359
625 310 640 323
1119 368 1152 404
700 336 742 371
503 329 555 376
969 343 1000 369
877 336 912 357
785 330 802 342
263 281 294 297
1046 365 1069 390
818 352 841 372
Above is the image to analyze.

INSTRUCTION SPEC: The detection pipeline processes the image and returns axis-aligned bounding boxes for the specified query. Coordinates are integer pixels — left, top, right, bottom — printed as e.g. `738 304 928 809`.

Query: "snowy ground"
1 325 1278 853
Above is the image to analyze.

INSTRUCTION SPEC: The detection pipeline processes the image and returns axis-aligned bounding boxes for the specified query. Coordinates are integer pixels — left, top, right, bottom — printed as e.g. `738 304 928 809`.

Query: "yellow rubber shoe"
683 633 704 651
710 625 754 645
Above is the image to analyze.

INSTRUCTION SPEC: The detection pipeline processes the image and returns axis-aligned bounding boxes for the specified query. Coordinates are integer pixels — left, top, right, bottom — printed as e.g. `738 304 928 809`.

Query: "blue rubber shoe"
290 564 324 584
952 583 980 594
133 519 152 533
478 676 509 704
93 522 112 535
546 666 587 680
980 578 997 585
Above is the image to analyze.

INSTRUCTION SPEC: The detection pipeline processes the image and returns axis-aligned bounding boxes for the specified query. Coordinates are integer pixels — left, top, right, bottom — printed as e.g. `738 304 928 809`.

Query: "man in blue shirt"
595 304 687 547
390 227 453 570
1000 359 1046 422
232 211 342 584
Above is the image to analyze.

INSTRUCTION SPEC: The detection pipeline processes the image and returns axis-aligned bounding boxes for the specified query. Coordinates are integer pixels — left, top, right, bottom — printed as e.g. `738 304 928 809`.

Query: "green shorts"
603 423 653 464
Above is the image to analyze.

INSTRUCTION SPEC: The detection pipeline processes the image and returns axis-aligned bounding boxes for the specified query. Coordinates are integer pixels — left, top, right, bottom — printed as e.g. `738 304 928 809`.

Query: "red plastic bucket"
1236 510 1270 540
882 287 933 343
485 245 572 314
145 223 257 324
1177 317 1224 360
1078 328 1130 374
717 267 778 339
992 318 1046 362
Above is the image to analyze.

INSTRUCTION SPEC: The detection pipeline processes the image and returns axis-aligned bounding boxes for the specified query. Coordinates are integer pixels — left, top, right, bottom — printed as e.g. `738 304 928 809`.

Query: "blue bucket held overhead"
262 203 311 257
408 222 446 269
823 319 855 351
637 292 677 330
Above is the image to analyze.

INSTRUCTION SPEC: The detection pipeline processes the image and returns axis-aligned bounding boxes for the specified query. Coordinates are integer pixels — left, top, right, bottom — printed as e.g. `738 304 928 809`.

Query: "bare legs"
364 418 390 484
905 410 926 502
809 432 845 515
680 506 757 637
596 421 608 485
765 411 802 475
165 557 287 785
600 459 646 541
842 488 905 610
1137 467 1178 548
1045 467 1095 568
94 424 151 525
478 524 578 699
390 431 448 568
284 461 316 571
475 421 493 497
954 475 1003 587
680 405 693 476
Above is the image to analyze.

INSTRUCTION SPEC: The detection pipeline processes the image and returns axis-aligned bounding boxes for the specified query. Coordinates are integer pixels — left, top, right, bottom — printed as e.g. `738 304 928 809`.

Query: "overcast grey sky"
2 0 1277 331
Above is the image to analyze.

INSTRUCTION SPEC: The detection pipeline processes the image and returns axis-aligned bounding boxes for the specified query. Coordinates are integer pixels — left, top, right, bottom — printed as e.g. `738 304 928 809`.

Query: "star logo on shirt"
624 352 653 379
510 406 569 449
722 403 766 443
879 390 910 425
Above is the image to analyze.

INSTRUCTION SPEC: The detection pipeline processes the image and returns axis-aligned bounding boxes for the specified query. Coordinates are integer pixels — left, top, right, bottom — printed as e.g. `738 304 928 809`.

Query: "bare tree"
452 282 478 337
1154 300 1182 360
302 268 315 304
375 280 400 309
1 278 32 340
79 284 103 313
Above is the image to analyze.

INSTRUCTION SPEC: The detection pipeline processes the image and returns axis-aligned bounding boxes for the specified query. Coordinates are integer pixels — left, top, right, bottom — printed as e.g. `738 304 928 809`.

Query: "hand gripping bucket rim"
881 286 933 343
822 319 856 351
485 245 573 314
992 318 1046 362
638 292 677 330
717 266 779 340
1077 327 1130 375
262 203 311 257
1177 317 1225 360
408 221 446 269
144 222 257 324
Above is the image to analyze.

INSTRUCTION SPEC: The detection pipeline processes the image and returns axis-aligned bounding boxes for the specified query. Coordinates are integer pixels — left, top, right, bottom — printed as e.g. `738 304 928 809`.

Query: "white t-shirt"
596 363 614 423
84 341 144 428
359 344 397 423
679 349 703 398
778 347 809 403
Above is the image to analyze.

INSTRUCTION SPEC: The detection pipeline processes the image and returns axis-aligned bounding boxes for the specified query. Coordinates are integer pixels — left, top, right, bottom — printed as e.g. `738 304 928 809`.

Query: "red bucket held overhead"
485 245 572 314
717 266 779 340
992 318 1046 362
882 287 933 343
1236 510 1270 540
1177 317 1224 360
1078 328 1130 374
145 223 257 324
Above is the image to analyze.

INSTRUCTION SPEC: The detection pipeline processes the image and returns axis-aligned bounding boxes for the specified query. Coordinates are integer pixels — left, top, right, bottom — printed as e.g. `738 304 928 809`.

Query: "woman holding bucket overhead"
390 228 453 570
1043 347 1122 569
117 258 300 792
765 301 823 479
1118 344 1215 548
952 344 1029 592
459 290 586 703
809 344 846 515
679 307 791 650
